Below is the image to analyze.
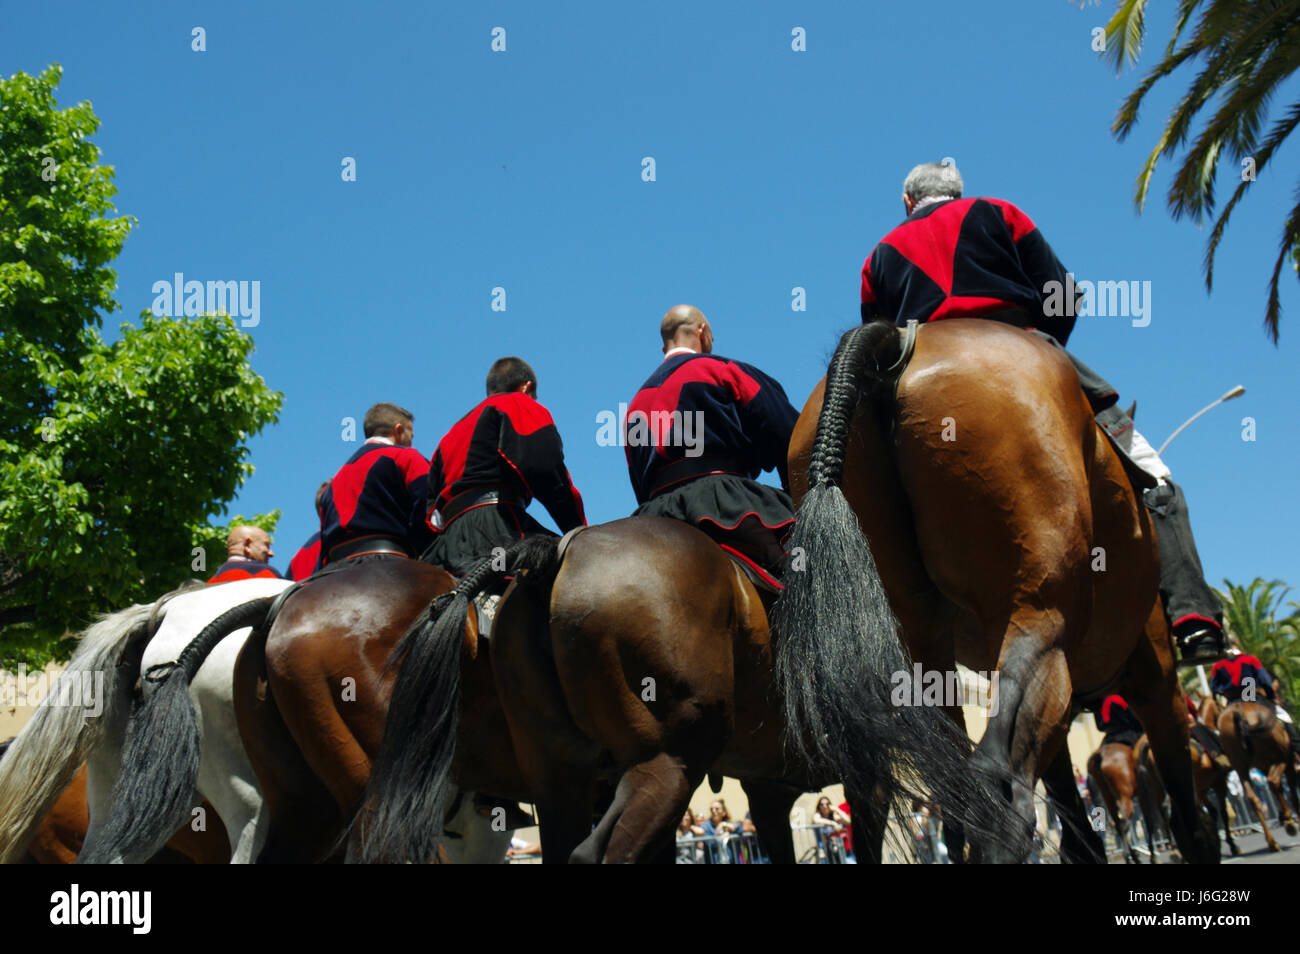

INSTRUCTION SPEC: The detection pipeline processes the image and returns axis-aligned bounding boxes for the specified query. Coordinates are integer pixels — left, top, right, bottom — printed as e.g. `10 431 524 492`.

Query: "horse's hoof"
1285 821 1298 837
1267 842 1281 853
1228 844 1241 856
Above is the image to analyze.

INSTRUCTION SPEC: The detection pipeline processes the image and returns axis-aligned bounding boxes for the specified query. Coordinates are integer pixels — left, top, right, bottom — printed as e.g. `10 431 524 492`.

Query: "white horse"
0 577 514 863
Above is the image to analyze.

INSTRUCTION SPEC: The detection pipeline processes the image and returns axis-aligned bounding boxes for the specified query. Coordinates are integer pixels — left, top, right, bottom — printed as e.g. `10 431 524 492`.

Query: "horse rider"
1210 649 1277 703
1210 648 1300 757
424 356 586 577
1093 694 1144 748
859 161 1226 665
1184 692 1232 771
624 305 799 585
207 525 283 584
319 402 433 564
288 480 330 581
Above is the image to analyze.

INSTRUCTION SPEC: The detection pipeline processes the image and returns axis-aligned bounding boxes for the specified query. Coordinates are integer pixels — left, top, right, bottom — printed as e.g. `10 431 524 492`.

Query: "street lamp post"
1156 385 1245 697
1157 385 1246 457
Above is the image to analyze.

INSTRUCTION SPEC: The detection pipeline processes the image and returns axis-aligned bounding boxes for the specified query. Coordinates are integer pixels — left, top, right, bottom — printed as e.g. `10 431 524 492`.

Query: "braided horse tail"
772 321 1019 855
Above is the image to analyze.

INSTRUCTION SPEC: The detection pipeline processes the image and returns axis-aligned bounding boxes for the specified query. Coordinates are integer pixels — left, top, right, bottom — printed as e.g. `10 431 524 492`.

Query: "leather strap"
327 536 409 562
438 487 526 527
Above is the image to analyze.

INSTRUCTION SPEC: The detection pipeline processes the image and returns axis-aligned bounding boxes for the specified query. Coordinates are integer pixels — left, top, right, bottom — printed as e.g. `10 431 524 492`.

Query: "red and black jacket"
1094 695 1143 738
625 352 798 504
288 532 322 581
207 559 283 586
427 392 585 533
1210 655 1276 701
320 441 433 559
860 197 1078 345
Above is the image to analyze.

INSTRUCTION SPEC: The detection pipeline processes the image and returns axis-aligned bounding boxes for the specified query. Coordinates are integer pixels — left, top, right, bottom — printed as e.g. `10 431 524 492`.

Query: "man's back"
861 196 1075 345
320 440 431 559
428 391 584 533
625 352 797 505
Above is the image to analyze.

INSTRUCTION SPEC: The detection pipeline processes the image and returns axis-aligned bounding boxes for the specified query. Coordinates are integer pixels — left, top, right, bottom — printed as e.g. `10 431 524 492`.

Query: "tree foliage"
0 66 282 668
1095 0 1300 341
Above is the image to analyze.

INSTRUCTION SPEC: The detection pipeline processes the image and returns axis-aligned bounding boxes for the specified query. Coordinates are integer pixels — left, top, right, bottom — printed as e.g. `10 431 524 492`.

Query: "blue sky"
5 0 1298 596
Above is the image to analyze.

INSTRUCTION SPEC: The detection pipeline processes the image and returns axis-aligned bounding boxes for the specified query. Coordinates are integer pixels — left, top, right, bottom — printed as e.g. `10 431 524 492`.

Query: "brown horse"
1087 740 1146 864
1203 694 1299 852
355 518 853 864
228 556 500 862
778 320 1217 864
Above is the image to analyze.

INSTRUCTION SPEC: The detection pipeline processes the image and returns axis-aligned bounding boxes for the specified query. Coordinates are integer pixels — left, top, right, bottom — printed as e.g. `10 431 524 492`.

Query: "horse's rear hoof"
1285 820 1298 836
1228 844 1241 857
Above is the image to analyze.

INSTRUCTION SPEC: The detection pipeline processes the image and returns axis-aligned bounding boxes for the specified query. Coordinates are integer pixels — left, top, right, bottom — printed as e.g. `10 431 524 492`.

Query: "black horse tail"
773 321 1019 855
78 596 275 864
353 536 562 864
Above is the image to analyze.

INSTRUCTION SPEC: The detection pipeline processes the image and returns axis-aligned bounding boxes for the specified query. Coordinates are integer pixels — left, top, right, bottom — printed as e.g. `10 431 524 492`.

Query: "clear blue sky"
5 1 1298 595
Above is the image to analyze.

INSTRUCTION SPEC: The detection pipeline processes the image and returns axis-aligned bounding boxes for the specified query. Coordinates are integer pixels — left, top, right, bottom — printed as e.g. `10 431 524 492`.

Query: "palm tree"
1213 577 1300 702
1095 0 1300 342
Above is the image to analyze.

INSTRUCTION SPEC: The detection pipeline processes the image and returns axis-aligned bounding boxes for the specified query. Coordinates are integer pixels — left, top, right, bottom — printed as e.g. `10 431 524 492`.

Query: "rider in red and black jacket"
1210 652 1276 703
425 357 586 576
319 403 433 563
625 305 798 584
860 190 1076 346
859 161 1227 666
1093 695 1143 748
207 525 284 585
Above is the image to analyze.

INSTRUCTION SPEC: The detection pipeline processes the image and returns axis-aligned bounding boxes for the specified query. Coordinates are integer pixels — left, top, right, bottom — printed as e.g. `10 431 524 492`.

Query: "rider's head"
314 480 330 519
364 402 415 447
228 525 273 562
486 357 538 398
902 161 963 215
660 304 713 356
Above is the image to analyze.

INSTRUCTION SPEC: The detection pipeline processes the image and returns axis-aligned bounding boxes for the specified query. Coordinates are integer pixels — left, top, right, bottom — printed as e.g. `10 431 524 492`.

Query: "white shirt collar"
664 347 698 360
365 436 395 446
912 195 954 213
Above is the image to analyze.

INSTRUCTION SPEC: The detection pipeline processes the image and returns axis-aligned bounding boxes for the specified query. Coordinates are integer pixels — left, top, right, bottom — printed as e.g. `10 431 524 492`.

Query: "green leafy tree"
1095 0 1300 341
0 66 282 668
1212 578 1300 703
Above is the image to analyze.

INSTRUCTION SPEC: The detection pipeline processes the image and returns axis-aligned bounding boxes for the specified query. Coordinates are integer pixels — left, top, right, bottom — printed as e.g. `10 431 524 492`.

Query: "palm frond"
1104 0 1152 73
1204 100 1300 289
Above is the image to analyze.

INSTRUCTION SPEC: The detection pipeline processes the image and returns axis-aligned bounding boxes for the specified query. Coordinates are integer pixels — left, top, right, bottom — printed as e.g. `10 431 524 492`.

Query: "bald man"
206 525 284 584
623 305 799 584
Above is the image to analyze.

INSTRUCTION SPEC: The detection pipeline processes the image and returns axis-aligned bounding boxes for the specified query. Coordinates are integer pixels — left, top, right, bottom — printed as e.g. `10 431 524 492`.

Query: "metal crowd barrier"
675 831 769 864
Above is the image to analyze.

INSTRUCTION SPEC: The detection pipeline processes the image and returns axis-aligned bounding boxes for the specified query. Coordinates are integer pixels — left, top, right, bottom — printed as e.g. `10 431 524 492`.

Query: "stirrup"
1175 627 1226 667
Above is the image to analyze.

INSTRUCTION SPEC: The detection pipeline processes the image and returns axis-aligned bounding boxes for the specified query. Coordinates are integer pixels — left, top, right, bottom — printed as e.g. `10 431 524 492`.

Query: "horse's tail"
77 596 275 864
773 321 1018 853
0 601 159 864
354 536 561 864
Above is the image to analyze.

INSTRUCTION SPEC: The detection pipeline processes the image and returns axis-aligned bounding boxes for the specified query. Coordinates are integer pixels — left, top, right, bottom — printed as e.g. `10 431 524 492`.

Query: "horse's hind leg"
740 779 800 864
575 752 700 864
1211 779 1238 857
1042 745 1104 863
1266 762 1298 836
1123 605 1219 864
966 635 1072 863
